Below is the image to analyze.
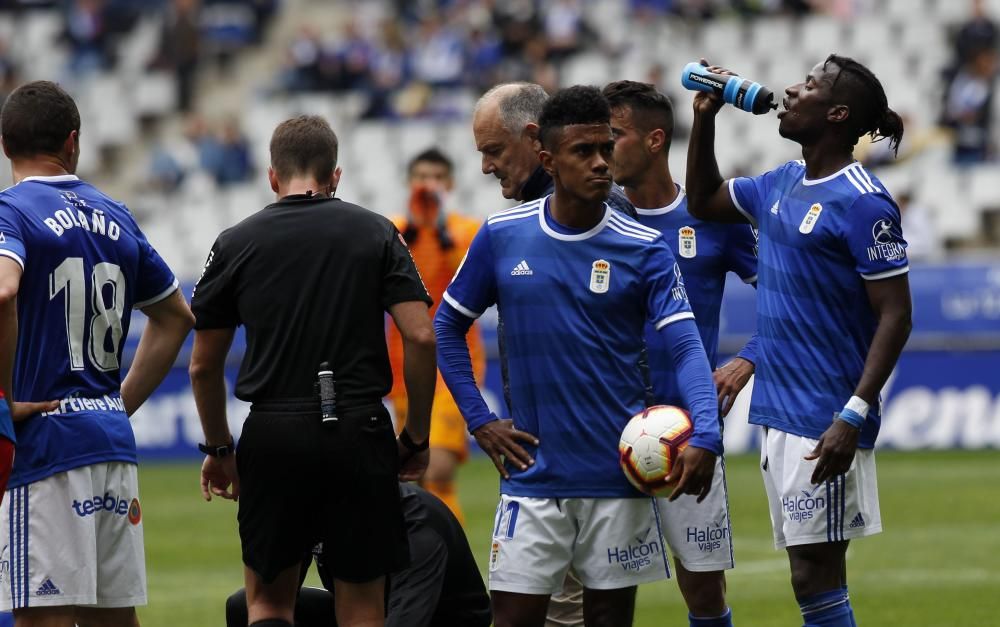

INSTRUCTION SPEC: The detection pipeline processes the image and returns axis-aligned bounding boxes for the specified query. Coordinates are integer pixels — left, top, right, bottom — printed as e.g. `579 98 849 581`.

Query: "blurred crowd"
0 0 995 255
272 0 838 119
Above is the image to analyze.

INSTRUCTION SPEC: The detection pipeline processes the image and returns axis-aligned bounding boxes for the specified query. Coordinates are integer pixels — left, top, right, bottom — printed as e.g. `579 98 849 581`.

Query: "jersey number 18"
49 256 126 372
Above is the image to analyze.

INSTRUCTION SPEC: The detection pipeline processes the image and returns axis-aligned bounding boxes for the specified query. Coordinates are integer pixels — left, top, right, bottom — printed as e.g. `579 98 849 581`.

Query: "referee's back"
192 195 431 407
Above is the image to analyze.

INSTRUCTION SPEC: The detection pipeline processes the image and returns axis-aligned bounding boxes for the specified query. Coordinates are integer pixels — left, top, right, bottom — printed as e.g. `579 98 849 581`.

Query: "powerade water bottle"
680 62 777 115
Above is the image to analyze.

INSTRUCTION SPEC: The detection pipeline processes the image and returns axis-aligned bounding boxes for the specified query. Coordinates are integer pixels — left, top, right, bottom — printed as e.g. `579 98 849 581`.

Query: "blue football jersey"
443 196 701 498
729 161 908 447
633 186 757 406
0 175 178 487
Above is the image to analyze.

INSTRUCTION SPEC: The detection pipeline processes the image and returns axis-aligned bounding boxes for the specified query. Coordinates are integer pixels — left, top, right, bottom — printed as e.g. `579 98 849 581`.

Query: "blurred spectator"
212 117 254 185
63 0 113 75
897 191 942 261
0 41 19 108
940 47 998 165
362 19 412 118
954 0 998 67
200 1 259 72
464 26 503 91
544 0 585 60
412 14 464 87
331 18 375 91
279 25 323 92
152 0 202 112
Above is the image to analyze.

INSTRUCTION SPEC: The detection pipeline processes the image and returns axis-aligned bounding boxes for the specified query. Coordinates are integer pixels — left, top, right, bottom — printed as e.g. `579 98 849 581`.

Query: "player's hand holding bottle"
691 59 738 117
472 418 538 479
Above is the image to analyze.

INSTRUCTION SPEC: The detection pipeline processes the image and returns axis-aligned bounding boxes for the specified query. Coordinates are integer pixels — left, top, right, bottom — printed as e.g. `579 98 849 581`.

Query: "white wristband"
844 395 870 418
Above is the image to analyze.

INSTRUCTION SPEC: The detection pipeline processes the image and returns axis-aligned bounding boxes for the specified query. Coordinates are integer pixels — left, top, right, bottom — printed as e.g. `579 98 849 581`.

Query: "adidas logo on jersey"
849 513 866 529
36 578 61 596
510 261 533 276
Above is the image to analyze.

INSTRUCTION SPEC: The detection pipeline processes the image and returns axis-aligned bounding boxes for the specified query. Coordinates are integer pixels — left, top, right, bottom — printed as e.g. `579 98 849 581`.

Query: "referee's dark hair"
538 85 611 150
1 81 80 159
407 147 453 177
824 54 904 155
602 80 674 145
270 115 339 183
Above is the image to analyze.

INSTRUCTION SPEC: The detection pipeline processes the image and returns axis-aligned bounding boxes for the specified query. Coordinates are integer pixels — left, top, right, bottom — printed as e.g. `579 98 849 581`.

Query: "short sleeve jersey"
0 175 178 487
191 195 431 405
633 186 757 406
728 161 908 447
443 196 694 498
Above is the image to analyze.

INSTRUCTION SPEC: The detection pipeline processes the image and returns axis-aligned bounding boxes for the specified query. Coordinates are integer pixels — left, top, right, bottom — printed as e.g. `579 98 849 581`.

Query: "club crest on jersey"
678 226 696 258
798 203 823 234
590 259 610 293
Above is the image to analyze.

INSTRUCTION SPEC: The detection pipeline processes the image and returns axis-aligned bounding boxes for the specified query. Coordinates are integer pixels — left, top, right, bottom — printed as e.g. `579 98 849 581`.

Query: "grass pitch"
137 449 1000 626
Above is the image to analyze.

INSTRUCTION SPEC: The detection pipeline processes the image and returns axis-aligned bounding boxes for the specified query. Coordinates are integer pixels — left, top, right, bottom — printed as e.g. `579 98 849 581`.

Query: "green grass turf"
137 449 1000 626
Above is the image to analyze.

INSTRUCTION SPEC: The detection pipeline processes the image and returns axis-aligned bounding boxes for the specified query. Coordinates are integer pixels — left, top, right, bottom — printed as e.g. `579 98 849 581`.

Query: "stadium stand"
0 0 997 280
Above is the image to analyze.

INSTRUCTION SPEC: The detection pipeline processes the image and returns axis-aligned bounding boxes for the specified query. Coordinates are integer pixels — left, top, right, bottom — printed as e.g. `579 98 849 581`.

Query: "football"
619 405 694 496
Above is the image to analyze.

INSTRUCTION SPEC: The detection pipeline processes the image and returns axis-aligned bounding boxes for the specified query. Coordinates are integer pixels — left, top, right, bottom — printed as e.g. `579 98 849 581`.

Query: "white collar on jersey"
801 162 860 186
20 174 80 184
538 194 611 241
634 185 686 216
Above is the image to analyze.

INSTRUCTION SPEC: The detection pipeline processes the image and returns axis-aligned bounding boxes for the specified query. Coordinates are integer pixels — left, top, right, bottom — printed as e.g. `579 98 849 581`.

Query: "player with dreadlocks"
685 55 912 626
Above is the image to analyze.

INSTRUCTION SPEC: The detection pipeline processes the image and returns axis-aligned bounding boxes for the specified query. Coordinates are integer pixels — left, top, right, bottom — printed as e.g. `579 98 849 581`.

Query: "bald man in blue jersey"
686 56 912 627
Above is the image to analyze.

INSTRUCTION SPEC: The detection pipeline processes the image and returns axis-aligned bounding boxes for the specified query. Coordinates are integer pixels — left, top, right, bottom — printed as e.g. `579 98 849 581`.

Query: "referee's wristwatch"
198 439 235 458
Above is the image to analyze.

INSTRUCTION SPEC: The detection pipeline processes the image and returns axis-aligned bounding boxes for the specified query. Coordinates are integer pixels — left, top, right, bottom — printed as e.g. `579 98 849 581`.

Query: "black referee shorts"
235 401 409 584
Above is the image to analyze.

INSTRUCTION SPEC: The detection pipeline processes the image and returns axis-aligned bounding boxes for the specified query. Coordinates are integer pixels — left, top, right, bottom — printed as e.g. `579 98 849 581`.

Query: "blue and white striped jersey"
729 161 908 448
0 175 178 487
443 195 713 497
633 186 758 406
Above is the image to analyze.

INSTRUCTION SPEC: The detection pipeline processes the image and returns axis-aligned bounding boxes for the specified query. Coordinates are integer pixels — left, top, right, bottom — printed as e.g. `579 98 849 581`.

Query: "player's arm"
855 276 912 406
388 300 436 482
807 275 912 484
686 61 753 224
645 245 721 501
121 289 195 416
659 317 721 503
383 220 438 481
0 250 58 419
190 326 238 501
434 225 537 479
715 223 761 416
188 237 240 501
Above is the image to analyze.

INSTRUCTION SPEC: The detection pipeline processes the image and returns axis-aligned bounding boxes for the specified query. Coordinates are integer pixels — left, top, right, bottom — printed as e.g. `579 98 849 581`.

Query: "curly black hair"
824 54 904 155
538 85 611 150
602 80 674 139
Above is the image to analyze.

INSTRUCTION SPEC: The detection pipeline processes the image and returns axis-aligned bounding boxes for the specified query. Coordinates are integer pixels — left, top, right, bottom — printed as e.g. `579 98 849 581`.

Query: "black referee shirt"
191 194 431 405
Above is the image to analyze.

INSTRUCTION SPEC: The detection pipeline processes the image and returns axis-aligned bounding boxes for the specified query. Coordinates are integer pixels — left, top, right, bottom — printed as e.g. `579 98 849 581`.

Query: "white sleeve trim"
654 311 695 330
442 290 482 319
861 266 909 281
0 249 24 270
135 279 180 309
742 273 758 284
727 179 757 227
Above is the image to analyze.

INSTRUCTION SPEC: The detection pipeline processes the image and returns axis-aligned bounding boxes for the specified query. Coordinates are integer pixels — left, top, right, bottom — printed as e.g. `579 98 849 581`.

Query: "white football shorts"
0 462 146 610
760 428 882 549
488 495 671 595
655 455 734 572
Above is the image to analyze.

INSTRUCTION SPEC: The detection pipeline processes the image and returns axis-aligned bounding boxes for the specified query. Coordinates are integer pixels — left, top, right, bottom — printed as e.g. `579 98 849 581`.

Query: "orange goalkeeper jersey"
388 211 485 441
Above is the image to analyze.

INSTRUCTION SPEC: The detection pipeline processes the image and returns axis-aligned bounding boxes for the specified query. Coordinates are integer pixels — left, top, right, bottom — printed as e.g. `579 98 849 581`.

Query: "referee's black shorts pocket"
356 407 399 476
